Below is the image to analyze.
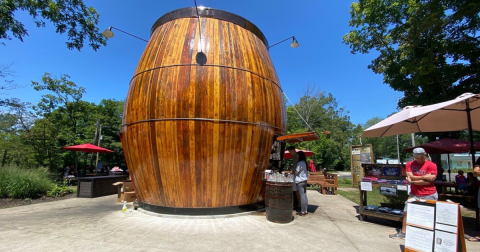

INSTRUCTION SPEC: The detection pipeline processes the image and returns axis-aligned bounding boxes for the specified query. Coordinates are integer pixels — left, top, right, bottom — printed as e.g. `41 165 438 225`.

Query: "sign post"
350 144 374 187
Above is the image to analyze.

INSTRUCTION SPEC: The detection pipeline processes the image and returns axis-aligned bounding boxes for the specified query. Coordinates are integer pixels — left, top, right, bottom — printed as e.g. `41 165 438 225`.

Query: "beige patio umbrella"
362 92 480 229
362 93 480 138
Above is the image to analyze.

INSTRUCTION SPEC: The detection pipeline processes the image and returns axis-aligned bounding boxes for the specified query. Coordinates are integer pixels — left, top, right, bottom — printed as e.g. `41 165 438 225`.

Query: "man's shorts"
404 192 438 211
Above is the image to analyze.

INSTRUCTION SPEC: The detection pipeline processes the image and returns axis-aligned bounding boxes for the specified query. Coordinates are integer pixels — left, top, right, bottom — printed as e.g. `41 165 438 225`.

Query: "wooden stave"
121 16 286 208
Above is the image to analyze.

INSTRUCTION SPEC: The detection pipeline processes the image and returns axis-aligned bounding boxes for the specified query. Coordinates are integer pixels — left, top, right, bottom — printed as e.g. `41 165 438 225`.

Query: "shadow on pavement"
307 204 319 213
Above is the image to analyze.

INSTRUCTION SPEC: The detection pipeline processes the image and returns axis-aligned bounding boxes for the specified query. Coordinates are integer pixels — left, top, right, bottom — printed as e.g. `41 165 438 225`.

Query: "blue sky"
2 0 403 125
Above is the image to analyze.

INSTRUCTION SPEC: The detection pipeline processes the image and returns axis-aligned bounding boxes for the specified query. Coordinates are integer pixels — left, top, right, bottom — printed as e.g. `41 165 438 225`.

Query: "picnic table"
435 181 475 204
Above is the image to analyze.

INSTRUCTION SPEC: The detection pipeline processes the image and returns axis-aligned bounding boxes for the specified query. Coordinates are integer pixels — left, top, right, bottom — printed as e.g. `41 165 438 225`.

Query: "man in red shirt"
390 147 437 239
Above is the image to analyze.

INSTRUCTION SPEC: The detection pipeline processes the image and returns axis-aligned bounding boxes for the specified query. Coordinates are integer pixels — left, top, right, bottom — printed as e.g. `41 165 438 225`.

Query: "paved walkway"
1 191 479 251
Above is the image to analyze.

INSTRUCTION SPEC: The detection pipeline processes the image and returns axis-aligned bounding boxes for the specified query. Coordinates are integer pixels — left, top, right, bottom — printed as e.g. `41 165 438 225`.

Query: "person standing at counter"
295 151 309 216
287 146 298 173
287 146 301 210
390 147 437 239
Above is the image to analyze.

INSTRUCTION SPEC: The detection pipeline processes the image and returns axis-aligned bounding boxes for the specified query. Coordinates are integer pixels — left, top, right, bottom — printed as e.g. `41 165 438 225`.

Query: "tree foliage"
343 0 480 107
286 85 362 170
0 0 107 50
0 62 17 107
1 74 125 174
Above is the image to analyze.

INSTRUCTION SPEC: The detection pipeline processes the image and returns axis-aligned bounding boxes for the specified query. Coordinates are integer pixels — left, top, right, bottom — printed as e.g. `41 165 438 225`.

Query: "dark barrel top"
150 7 269 48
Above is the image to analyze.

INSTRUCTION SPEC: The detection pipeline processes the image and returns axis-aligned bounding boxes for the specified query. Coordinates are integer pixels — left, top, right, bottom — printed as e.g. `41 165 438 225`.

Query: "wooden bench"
307 172 326 192
323 173 338 195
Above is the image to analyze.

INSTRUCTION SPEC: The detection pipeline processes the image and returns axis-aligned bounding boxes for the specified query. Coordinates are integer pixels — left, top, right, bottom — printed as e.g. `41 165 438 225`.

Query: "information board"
350 144 373 187
404 200 465 252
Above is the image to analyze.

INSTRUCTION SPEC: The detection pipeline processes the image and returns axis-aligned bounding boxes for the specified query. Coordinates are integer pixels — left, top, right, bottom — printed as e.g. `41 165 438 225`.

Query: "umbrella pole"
447 154 451 182
74 152 77 176
466 100 479 230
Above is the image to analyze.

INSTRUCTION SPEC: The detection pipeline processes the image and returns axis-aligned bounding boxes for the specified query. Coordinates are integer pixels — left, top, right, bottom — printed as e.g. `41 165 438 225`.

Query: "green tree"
30 73 93 172
1 100 43 168
92 99 125 169
32 73 85 142
343 0 480 108
0 111 18 166
0 62 17 107
0 0 107 50
1 75 126 172
286 85 360 170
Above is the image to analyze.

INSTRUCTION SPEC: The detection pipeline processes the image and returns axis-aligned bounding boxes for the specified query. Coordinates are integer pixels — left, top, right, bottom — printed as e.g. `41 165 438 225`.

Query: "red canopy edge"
61 143 114 153
277 132 319 143
403 138 480 154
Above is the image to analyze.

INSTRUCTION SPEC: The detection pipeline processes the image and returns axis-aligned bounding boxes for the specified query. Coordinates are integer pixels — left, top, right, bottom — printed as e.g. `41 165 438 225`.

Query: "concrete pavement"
1 191 479 252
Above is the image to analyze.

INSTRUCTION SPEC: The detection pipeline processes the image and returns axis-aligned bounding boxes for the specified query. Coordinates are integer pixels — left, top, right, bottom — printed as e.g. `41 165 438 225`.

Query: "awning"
276 132 320 143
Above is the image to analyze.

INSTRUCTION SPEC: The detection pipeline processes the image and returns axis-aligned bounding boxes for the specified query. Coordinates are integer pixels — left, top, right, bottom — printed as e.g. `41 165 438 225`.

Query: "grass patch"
337 188 390 206
0 166 55 199
337 189 361 204
337 178 406 209
338 178 353 188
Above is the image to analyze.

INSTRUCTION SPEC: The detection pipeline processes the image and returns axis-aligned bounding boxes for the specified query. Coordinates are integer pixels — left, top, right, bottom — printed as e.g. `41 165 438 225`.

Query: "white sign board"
360 182 372 191
406 226 434 252
434 230 457 252
407 203 435 230
435 202 458 227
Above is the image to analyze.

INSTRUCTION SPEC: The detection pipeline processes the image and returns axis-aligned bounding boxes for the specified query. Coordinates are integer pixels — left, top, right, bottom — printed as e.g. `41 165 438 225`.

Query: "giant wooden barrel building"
121 7 287 214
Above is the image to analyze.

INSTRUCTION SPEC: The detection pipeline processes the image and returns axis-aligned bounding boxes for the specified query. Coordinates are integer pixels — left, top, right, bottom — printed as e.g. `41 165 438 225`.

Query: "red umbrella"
284 149 315 159
403 138 480 154
61 143 114 153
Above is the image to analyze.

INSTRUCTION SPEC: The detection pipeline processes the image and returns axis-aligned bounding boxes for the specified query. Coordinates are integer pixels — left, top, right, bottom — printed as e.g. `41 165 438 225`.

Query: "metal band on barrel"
150 7 269 48
122 118 285 133
130 64 283 92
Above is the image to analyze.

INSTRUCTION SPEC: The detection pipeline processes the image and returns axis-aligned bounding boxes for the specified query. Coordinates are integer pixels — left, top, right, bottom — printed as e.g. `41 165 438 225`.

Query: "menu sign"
407 203 435 230
360 182 372 191
404 201 466 252
405 226 434 252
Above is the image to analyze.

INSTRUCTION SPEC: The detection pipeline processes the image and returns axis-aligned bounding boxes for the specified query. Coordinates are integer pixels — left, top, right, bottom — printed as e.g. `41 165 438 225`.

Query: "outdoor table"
77 175 127 198
435 181 458 194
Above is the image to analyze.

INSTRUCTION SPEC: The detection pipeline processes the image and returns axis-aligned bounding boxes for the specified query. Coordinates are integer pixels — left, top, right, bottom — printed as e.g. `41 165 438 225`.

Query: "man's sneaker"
389 232 405 239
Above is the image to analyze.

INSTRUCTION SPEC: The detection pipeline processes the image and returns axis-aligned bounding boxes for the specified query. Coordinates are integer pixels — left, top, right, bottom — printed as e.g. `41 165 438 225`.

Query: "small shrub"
0 166 55 199
46 181 74 197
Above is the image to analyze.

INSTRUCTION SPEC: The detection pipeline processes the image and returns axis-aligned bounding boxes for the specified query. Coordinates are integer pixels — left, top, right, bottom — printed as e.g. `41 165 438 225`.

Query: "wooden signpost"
404 200 466 252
